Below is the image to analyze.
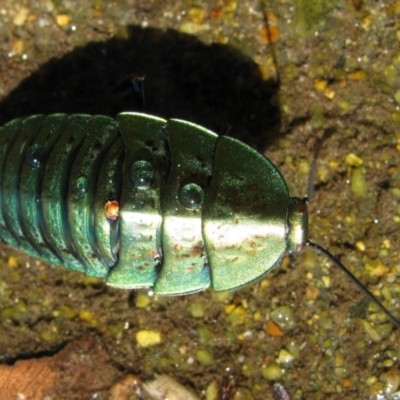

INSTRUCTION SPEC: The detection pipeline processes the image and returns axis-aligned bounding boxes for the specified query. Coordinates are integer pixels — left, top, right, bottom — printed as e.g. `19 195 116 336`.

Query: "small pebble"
345 153 363 167
366 375 378 387
348 70 367 81
369 381 385 396
136 329 161 347
226 305 247 325
143 374 199 400
40 329 58 342
197 326 212 345
270 305 295 329
79 310 98 327
232 387 254 400
57 305 76 320
361 320 382 342
392 111 400 123
135 292 151 309
383 358 395 368
266 320 284 337
324 88 335 99
212 291 232 302
394 90 400 104
341 379 352 388
189 301 205 318
262 362 282 380
384 370 400 394
314 79 327 92
350 167 367 197
356 241 366 251
277 349 294 367
8 256 18 268
56 13 70 26
109 374 142 400
273 382 291 400
189 7 205 24
285 342 300 359
196 349 214 366
11 40 25 56
179 22 207 35
13 7 29 25
205 380 219 400
375 323 393 340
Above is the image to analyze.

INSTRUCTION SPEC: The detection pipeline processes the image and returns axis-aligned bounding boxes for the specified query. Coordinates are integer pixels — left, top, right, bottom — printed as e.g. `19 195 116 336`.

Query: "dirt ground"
0 0 399 399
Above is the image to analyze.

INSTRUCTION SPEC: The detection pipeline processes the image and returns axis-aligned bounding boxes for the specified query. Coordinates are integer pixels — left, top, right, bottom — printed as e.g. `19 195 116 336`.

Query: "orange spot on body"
104 200 119 220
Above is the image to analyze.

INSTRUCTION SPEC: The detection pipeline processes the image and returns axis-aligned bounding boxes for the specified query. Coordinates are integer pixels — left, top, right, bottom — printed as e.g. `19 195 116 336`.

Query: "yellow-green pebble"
350 167 368 197
334 366 346 379
355 340 366 350
8 256 18 268
196 349 214 366
394 90 400 104
57 305 76 319
40 329 58 342
205 380 219 400
286 341 300 359
81 275 103 286
270 305 295 329
317 163 330 184
212 291 232 303
338 99 351 112
226 305 247 325
374 323 393 340
383 358 395 368
334 351 344 368
369 381 385 396
277 349 294 367
108 324 123 340
179 22 206 35
78 310 98 327
262 362 282 380
135 292 152 309
392 188 400 199
362 320 382 342
197 326 212 345
384 370 400 394
392 111 400 123
136 329 161 347
189 301 205 318
366 375 378 386
14 300 28 322
241 364 251 378
345 153 363 167
310 104 325 129
298 159 310 175
319 316 334 330
1 306 16 321
10 269 21 283
232 387 254 399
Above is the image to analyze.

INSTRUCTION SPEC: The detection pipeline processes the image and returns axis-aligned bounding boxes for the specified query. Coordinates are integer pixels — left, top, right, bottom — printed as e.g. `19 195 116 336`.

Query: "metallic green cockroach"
0 112 399 327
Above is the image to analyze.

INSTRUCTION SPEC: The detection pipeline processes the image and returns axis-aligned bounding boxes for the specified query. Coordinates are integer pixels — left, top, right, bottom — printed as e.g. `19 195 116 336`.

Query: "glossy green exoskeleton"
0 112 399 328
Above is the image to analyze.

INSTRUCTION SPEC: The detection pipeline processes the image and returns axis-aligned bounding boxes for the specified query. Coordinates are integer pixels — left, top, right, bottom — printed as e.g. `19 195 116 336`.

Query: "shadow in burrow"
0 25 281 150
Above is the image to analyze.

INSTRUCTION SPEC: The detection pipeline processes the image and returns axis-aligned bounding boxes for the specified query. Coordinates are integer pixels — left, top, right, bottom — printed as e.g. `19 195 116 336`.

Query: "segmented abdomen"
0 114 123 277
0 112 290 295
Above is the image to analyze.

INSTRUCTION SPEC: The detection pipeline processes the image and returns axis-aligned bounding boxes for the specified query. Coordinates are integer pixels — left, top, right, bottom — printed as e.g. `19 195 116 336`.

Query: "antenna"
305 128 400 329
131 75 146 112
306 241 400 329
